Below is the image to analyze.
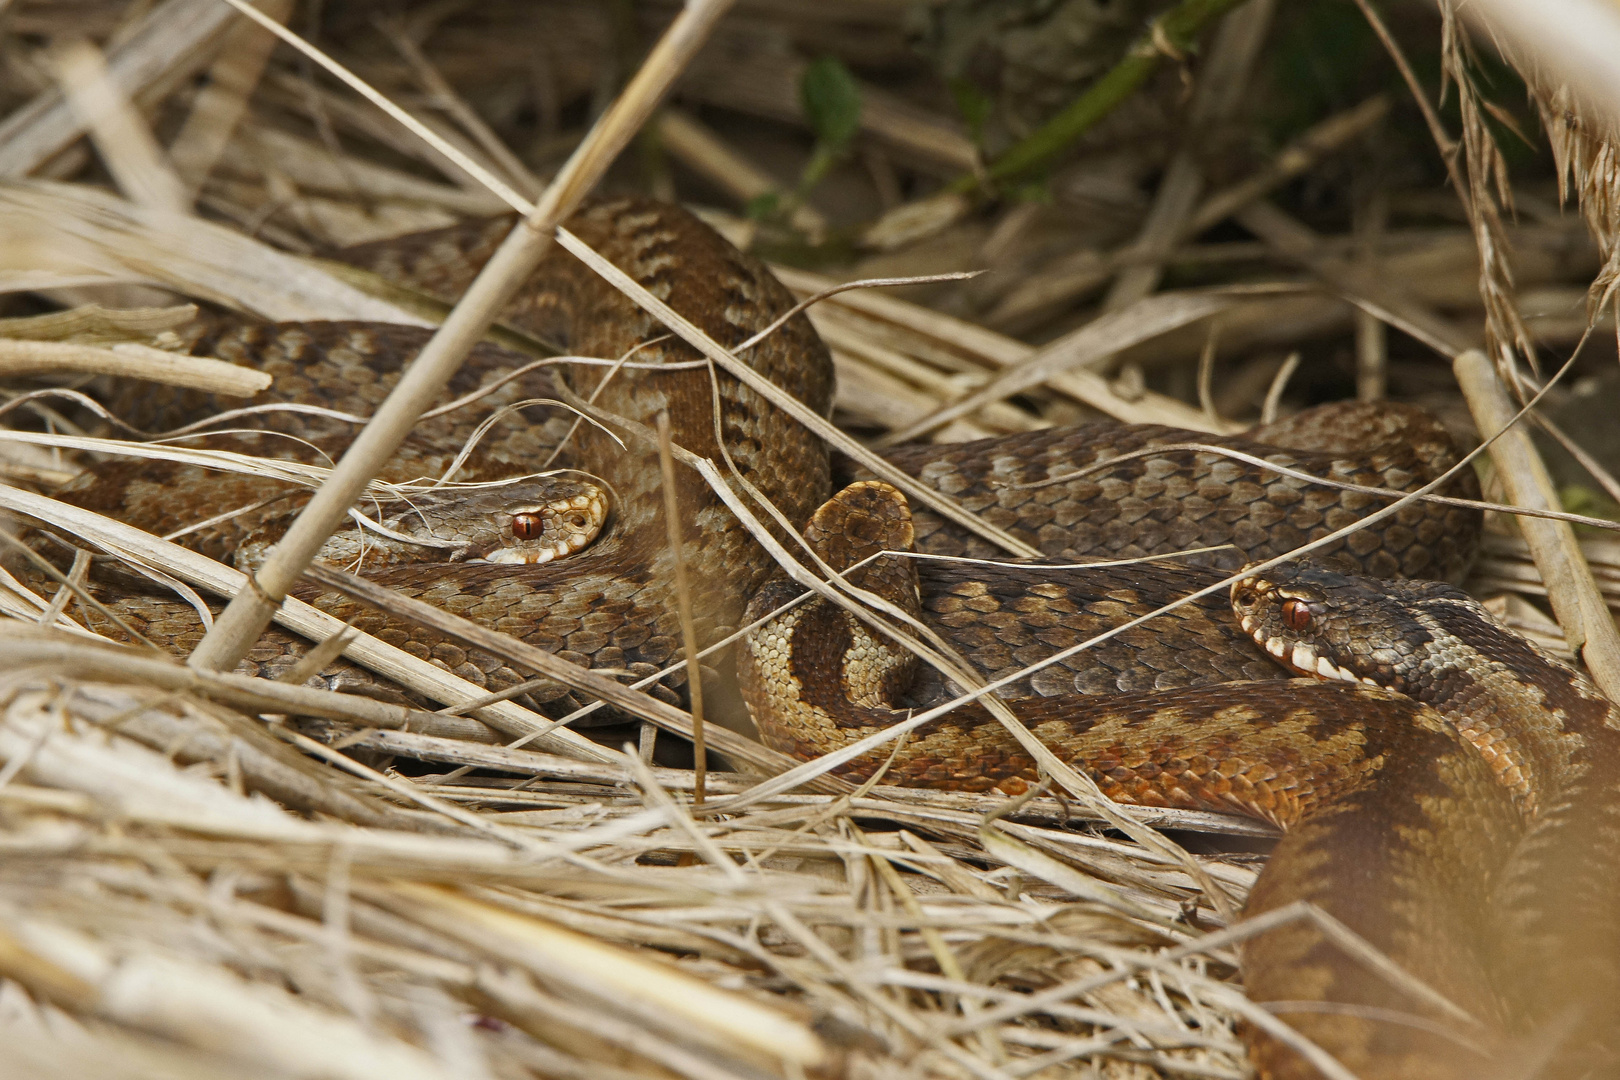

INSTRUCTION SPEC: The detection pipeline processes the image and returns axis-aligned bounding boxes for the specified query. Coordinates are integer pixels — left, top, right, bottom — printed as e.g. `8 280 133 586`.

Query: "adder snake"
28 200 1620 1078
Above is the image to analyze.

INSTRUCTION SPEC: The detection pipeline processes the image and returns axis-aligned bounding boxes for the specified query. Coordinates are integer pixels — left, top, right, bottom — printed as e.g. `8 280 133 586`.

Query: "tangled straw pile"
4 0 1620 1077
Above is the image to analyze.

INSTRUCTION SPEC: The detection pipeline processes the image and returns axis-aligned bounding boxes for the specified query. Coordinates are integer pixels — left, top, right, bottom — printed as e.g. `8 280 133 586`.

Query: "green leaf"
948 77 992 146
1562 484 1620 532
745 191 782 221
800 57 862 151
1009 179 1053 204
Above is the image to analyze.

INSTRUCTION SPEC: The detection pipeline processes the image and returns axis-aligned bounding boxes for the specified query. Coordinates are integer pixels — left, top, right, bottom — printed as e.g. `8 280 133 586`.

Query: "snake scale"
29 200 1620 1077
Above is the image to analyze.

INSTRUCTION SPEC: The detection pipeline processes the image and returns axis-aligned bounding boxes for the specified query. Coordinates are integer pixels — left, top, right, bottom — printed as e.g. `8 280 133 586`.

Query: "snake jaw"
1249 629 1372 684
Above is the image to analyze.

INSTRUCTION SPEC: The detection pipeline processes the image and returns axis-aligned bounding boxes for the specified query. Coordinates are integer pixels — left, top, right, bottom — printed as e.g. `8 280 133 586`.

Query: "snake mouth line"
1239 615 1379 687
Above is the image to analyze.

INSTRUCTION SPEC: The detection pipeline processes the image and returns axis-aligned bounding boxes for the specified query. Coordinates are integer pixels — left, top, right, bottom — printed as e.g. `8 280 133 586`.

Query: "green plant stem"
950 0 1253 195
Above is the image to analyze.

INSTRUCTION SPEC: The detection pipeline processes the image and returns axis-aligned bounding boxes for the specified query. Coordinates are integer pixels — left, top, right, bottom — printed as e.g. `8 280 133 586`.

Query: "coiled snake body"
37 201 1620 1077
742 482 1620 1078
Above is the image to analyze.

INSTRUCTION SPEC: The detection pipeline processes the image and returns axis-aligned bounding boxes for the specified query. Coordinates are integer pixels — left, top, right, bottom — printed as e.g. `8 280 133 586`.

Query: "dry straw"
5 0 1620 1077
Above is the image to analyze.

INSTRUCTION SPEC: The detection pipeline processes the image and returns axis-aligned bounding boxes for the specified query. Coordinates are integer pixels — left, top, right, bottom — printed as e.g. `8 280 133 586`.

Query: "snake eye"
1281 598 1312 632
512 512 545 540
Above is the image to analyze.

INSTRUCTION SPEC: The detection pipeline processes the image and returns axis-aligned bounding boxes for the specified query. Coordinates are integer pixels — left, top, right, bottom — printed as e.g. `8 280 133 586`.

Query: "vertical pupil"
513 513 542 540
1283 599 1311 631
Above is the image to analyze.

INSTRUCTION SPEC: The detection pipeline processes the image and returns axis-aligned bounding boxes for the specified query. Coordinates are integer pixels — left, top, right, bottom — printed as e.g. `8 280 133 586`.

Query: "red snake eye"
512 512 544 540
1281 598 1312 632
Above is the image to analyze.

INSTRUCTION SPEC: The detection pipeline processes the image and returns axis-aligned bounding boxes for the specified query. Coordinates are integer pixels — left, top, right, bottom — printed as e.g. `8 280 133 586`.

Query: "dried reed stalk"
0 339 269 395
0 0 244 177
167 0 293 193
1454 350 1620 696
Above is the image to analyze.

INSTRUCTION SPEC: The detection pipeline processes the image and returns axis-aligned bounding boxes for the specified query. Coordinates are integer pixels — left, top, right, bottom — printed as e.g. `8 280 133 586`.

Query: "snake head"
480 484 610 565
333 477 610 567
1230 563 1451 694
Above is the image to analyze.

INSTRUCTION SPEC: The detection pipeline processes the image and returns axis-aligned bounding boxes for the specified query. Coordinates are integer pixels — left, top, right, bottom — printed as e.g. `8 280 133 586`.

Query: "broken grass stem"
656 411 706 805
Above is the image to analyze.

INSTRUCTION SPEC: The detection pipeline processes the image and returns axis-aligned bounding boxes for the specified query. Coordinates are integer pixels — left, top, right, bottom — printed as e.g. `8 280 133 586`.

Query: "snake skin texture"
1235 567 1620 1079
52 200 837 708
45 202 1477 712
875 400 1478 582
741 482 1619 1078
30 200 1592 1079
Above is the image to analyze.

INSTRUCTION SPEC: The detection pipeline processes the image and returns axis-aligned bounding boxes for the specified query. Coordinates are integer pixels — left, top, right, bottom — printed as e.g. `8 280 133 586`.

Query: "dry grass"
1 1 1620 1078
